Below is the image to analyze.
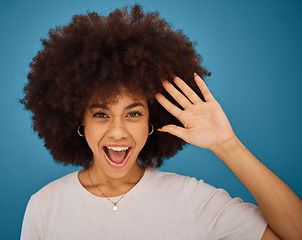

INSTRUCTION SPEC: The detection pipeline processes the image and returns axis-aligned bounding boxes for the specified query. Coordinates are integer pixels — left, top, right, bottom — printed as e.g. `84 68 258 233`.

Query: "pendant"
113 205 118 211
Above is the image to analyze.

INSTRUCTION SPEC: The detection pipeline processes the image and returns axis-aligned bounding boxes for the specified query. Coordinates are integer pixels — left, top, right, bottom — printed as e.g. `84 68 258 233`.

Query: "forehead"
87 90 147 109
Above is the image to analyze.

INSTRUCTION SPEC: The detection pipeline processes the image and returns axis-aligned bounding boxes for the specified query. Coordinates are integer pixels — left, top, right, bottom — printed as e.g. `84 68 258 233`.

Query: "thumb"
158 125 188 142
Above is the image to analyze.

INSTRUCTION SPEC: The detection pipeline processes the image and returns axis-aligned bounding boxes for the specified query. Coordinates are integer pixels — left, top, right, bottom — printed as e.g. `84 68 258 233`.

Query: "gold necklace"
87 168 129 211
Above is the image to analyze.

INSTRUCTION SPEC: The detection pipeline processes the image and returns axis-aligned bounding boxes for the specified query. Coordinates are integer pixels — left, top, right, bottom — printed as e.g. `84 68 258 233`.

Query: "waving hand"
155 73 236 151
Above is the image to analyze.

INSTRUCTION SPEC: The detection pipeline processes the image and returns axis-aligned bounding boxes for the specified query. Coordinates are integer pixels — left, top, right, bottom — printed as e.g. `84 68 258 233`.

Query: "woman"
20 5 301 239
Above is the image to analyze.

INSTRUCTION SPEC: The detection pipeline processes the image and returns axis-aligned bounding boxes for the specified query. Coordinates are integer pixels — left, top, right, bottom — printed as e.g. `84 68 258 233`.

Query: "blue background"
1 0 301 238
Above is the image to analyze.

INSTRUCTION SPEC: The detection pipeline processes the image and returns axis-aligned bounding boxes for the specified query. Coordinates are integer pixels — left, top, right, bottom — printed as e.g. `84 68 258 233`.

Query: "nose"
107 119 128 140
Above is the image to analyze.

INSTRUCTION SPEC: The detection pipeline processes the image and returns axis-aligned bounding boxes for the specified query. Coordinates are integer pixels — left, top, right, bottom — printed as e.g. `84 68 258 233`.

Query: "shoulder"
30 171 79 202
145 168 193 185
145 168 216 195
146 168 194 181
145 168 239 208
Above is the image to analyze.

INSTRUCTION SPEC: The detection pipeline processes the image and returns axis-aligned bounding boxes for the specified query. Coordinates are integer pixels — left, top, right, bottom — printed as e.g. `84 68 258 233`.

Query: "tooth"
107 146 129 151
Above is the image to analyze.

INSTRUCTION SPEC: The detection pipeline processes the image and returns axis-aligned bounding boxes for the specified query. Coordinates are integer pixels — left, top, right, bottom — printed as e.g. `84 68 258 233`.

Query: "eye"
126 112 142 118
92 112 109 118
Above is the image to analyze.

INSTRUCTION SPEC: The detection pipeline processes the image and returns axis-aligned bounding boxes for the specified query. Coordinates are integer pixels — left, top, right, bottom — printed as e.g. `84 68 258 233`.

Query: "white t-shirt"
21 168 267 239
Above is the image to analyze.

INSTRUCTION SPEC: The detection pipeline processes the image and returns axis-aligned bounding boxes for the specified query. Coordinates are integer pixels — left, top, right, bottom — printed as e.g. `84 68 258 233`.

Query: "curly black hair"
21 5 210 168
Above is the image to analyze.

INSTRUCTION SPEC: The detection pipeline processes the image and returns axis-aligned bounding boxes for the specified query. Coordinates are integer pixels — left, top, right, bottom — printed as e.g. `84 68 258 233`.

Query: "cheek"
131 123 149 146
84 125 105 148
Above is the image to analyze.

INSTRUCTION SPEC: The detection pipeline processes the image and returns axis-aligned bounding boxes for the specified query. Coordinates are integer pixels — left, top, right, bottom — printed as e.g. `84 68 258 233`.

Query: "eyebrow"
89 102 145 111
124 102 145 110
89 104 109 110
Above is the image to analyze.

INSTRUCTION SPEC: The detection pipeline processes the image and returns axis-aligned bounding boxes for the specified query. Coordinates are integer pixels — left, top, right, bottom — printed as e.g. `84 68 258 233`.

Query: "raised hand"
155 73 236 151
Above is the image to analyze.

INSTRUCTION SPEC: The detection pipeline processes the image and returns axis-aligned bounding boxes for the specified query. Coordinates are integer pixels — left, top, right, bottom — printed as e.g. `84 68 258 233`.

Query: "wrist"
211 136 243 156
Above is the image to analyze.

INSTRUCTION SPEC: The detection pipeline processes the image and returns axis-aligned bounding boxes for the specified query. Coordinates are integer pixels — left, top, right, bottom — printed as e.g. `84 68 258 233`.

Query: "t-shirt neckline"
74 167 151 201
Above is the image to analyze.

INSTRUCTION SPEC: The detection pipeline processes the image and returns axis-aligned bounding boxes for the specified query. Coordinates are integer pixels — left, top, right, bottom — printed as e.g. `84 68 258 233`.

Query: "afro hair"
21 5 210 168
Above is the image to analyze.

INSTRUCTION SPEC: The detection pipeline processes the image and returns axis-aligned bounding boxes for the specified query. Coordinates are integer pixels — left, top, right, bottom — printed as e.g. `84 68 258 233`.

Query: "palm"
155 74 236 150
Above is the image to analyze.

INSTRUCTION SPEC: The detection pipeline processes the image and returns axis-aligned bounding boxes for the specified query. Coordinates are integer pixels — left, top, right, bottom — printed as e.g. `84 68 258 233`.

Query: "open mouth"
103 146 132 168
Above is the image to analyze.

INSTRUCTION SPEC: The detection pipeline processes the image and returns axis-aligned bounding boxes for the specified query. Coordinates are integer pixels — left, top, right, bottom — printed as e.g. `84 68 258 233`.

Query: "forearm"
212 137 302 240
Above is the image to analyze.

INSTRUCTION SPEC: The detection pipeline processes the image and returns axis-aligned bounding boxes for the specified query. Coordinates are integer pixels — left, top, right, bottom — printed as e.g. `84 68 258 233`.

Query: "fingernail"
194 72 198 77
157 129 166 132
173 76 181 82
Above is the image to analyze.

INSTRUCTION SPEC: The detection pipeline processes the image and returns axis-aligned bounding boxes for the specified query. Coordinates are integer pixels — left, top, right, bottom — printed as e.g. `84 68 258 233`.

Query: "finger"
194 73 215 102
173 76 201 104
155 93 183 120
158 125 189 142
162 81 192 109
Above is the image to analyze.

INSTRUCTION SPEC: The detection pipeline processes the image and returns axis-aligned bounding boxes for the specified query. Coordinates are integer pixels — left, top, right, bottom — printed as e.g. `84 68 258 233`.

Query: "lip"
102 145 132 169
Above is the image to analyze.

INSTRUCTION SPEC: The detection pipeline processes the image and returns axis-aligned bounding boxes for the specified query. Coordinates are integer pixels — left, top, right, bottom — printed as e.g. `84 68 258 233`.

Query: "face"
83 92 149 181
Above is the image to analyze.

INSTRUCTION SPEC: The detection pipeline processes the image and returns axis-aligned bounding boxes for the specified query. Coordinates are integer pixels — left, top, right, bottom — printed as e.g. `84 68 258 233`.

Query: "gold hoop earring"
148 123 154 136
77 124 85 137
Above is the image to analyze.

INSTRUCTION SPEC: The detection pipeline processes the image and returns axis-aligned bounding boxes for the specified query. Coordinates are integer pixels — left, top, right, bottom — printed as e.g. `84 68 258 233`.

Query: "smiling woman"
82 94 148 184
20 4 302 240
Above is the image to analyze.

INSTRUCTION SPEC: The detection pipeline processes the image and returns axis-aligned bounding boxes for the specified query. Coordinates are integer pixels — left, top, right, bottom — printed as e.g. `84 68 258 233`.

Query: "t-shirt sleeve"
186 177 267 239
20 197 43 240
